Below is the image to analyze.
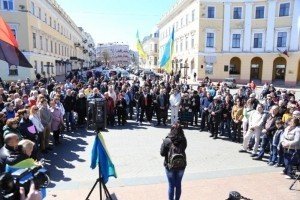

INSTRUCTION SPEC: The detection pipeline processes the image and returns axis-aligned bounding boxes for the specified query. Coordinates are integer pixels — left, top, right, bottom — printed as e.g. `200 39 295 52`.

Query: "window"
181 18 183 28
54 20 56 29
11 29 16 38
58 44 60 55
154 44 158 53
34 61 37 74
279 3 290 17
185 37 188 50
232 34 241 48
253 33 262 48
44 13 47 23
207 6 215 18
191 36 194 49
31 2 34 15
40 36 43 50
255 6 264 19
54 42 57 54
49 17 52 26
277 32 287 47
186 14 188 25
32 33 36 48
45 38 48 52
50 40 53 53
51 63 54 74
192 9 195 21
180 40 183 52
41 61 44 74
2 0 13 10
9 65 18 75
38 7 41 19
206 33 214 48
46 62 50 74
233 7 242 19
154 57 157 66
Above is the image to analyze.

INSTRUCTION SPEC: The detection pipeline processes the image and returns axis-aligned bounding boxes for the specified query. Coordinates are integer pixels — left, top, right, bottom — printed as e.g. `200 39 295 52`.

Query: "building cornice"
158 0 195 28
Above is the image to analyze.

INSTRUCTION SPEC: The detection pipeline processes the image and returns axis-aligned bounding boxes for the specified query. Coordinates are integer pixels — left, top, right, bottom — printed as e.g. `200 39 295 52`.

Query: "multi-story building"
96 43 130 67
0 0 95 81
142 31 159 70
158 0 300 86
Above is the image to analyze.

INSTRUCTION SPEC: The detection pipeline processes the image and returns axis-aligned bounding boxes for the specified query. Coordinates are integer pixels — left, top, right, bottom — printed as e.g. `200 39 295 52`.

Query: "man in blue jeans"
160 124 187 200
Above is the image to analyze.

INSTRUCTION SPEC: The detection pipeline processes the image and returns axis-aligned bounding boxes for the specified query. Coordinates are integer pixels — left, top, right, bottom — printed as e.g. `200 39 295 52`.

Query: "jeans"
65 111 75 130
284 149 300 176
135 106 140 122
257 134 273 161
165 168 185 200
270 145 278 163
220 119 231 138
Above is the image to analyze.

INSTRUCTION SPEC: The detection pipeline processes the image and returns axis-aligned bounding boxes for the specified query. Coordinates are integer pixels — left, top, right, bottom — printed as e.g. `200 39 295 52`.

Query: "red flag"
0 16 32 68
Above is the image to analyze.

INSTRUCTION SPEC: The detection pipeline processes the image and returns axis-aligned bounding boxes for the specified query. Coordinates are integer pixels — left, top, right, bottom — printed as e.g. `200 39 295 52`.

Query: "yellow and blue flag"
160 27 174 73
136 31 147 60
91 132 117 183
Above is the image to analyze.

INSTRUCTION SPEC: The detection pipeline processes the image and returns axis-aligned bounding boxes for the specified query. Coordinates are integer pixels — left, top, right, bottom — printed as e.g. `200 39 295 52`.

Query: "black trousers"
157 108 167 124
192 111 198 125
107 113 115 126
210 119 219 138
117 109 126 125
140 106 153 122
53 129 60 143
232 121 242 142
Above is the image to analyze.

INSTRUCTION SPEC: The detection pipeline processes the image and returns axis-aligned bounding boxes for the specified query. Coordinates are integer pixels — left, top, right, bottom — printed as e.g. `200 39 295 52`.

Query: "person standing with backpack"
160 123 187 200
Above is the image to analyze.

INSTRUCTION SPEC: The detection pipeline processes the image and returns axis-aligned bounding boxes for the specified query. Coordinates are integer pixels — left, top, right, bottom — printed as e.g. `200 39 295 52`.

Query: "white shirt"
29 114 44 132
169 93 181 107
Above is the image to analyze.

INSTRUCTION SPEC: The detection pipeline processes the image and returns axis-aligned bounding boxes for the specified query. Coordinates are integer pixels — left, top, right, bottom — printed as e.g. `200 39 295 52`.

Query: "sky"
56 0 177 49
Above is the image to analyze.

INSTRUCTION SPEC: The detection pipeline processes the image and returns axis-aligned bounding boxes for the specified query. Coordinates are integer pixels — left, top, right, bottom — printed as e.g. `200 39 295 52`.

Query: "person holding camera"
160 124 187 200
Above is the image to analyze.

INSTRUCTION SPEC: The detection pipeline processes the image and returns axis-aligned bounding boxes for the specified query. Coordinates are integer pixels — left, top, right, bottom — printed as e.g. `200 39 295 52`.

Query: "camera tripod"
85 163 112 200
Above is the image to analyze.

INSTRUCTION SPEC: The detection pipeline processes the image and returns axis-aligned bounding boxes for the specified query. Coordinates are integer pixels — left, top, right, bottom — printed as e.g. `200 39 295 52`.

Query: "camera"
0 166 50 200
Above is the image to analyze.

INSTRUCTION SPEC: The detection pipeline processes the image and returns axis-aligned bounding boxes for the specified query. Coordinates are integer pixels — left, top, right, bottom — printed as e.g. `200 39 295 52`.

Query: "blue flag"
90 133 117 184
159 27 174 73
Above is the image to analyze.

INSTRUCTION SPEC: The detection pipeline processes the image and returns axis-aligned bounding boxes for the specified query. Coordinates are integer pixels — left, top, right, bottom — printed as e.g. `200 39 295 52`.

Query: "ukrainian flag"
160 27 174 73
136 31 147 60
90 132 117 184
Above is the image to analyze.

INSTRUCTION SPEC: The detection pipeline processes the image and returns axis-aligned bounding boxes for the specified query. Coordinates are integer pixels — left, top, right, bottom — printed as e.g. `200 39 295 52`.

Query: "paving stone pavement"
44 120 300 200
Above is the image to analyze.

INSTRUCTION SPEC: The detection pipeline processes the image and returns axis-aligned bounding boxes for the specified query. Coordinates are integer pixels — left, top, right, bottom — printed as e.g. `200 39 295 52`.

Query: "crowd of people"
0 69 299 198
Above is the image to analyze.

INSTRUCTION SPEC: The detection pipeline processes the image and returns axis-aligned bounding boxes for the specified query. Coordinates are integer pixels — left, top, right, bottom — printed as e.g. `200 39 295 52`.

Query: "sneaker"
268 162 275 166
274 163 284 168
284 175 292 179
239 149 247 153
250 154 258 157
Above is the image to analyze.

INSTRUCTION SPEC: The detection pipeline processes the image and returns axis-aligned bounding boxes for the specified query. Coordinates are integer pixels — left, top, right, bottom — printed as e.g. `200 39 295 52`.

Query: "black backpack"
167 141 186 170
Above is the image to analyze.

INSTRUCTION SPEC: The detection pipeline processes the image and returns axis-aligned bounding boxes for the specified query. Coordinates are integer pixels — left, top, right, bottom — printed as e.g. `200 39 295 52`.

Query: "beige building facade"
142 31 159 71
158 0 300 86
0 0 95 81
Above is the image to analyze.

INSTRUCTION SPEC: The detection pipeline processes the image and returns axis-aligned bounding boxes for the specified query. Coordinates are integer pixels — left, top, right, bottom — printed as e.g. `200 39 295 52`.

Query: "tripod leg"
86 179 100 200
101 180 113 200
289 175 300 190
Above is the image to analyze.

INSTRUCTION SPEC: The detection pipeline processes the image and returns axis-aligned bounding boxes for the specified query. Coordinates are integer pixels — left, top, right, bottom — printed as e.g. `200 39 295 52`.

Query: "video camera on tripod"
0 165 49 200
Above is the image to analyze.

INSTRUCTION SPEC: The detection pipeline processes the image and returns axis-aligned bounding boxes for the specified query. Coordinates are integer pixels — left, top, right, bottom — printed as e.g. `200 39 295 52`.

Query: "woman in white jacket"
29 105 44 133
240 103 264 156
169 88 181 125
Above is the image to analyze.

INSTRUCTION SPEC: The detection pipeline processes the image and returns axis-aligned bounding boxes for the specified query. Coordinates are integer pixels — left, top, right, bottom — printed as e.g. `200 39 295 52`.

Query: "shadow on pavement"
43 130 89 188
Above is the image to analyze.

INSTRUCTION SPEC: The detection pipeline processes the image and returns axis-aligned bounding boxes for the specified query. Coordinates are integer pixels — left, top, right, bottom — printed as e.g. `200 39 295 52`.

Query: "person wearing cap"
293 110 300 120
169 88 181 125
208 95 223 139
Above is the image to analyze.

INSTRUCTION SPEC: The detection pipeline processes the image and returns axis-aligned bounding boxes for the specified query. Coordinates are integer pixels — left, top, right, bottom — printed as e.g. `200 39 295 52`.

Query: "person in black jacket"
64 89 76 131
190 91 200 126
208 96 223 139
138 88 153 125
116 93 127 126
0 133 18 173
160 123 187 200
156 88 169 126
76 93 87 127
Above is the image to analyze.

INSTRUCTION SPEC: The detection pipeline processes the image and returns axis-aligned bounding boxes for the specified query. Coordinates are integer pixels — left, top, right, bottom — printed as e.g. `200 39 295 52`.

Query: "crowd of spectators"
0 70 299 190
